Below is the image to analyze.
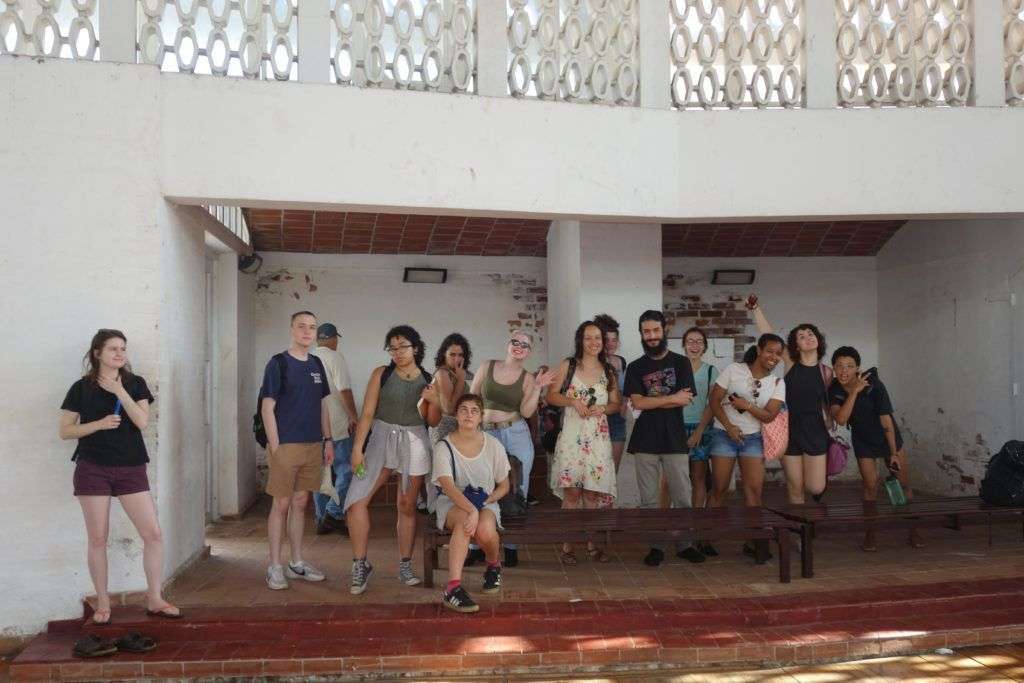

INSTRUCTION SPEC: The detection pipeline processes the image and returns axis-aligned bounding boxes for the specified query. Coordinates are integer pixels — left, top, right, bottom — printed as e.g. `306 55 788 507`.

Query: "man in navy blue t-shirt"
260 310 333 590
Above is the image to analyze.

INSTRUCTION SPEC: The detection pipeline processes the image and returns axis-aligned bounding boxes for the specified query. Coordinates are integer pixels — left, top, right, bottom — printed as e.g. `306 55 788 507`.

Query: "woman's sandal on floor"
115 631 157 653
559 549 578 566
587 547 612 563
72 634 117 659
145 604 182 619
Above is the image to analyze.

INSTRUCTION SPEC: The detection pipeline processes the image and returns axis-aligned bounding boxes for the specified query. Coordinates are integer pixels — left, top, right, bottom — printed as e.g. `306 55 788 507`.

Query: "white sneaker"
286 560 325 582
266 564 289 590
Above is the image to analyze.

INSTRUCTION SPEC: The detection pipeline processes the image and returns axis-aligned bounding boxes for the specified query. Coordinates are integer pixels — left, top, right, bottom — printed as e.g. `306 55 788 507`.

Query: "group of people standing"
59 295 917 620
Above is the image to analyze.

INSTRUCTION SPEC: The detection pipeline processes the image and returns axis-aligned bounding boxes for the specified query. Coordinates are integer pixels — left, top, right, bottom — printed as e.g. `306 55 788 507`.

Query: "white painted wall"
251 254 549 408
0 58 164 635
158 71 1024 220
662 257 879 369
156 203 209 571
878 221 1024 495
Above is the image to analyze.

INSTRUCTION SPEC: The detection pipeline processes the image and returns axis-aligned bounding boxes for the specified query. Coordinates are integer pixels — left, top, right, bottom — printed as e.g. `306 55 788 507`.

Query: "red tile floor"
9 480 1024 681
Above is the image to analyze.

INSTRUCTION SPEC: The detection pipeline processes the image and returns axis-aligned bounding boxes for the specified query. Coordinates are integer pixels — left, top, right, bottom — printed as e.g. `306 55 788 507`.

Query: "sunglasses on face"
385 344 413 354
751 378 762 399
509 339 531 350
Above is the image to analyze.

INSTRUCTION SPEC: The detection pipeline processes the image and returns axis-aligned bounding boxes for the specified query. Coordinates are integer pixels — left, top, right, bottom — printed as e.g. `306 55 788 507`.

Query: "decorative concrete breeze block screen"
1009 0 1024 104
836 0 973 107
670 0 805 110
1 0 99 60
137 0 298 79
507 0 640 104
330 0 476 92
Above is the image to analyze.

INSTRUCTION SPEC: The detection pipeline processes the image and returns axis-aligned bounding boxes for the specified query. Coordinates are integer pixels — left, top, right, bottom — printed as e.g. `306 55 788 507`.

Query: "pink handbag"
761 408 789 461
826 435 850 476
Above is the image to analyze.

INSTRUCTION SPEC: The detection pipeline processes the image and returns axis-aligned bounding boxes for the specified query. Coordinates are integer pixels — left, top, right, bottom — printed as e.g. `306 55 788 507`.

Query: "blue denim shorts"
709 428 764 458
607 413 626 443
684 422 712 462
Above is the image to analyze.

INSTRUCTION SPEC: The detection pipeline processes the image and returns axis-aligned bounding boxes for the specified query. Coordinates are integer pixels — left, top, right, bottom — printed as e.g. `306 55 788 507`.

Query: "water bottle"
883 475 907 507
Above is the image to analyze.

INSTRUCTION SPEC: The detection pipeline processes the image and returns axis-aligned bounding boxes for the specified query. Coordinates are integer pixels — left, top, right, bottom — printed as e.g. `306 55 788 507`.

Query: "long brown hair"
83 329 133 385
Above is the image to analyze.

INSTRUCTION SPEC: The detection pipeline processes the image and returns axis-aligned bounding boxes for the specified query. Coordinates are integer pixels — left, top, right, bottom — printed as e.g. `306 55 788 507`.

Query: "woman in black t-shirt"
59 329 180 624
829 346 922 551
750 296 832 504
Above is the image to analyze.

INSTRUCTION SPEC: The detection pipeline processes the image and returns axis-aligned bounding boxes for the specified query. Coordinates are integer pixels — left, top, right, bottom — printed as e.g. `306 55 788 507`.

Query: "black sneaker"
676 546 706 564
316 515 343 535
482 566 502 593
696 541 719 557
465 548 485 566
442 585 479 613
642 548 664 566
504 547 519 567
526 494 540 507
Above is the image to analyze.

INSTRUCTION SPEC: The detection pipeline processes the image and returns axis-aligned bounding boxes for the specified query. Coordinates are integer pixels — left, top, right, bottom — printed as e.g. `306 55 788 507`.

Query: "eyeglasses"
509 339 531 350
385 344 413 354
457 406 481 416
751 378 762 399
684 338 705 346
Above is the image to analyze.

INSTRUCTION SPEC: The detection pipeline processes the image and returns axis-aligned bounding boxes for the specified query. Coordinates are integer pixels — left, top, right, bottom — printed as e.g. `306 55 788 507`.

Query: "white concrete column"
546 221 663 365
637 0 670 109
545 220 582 365
578 223 663 362
98 0 137 63
298 0 332 83
804 0 838 109
973 0 1007 107
476 0 507 97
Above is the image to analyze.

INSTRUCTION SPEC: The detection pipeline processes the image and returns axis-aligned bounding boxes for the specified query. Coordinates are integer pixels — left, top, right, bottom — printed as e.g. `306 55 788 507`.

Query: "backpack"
252 352 328 448
980 440 1024 506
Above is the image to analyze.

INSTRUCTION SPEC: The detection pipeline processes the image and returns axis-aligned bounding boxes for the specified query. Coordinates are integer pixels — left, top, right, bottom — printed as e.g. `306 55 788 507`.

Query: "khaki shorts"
266 442 322 499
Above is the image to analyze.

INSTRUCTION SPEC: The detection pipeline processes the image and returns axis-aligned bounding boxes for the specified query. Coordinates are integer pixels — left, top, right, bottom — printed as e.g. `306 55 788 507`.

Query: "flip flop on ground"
72 634 117 659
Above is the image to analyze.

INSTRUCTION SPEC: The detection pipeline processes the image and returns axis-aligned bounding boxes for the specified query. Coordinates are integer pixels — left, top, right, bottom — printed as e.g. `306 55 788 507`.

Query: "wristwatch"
323 437 332 443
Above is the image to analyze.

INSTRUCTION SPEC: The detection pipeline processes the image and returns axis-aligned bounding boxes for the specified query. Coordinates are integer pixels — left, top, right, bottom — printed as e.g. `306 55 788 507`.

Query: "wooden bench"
767 496 1024 579
422 507 799 586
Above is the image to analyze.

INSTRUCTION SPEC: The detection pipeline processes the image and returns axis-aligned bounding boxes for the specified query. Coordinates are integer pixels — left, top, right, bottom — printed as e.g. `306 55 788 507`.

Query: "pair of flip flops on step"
72 632 157 658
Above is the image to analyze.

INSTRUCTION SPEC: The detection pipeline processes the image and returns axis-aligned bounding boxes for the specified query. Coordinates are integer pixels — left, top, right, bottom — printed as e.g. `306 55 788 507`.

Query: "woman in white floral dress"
546 321 621 565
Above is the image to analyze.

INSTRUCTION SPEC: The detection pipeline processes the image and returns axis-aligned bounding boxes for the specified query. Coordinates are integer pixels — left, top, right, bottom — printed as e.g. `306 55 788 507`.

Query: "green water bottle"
353 462 367 479
883 475 907 506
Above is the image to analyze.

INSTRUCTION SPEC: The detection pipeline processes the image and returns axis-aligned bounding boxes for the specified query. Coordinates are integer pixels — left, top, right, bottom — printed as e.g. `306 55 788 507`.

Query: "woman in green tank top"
345 325 433 595
468 331 557 566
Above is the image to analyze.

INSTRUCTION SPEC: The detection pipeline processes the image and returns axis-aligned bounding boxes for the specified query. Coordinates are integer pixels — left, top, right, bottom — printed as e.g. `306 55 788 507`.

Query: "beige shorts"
266 442 322 499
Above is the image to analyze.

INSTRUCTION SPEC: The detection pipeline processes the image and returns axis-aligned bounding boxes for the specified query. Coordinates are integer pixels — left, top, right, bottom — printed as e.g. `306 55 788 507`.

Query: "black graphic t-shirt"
624 351 695 455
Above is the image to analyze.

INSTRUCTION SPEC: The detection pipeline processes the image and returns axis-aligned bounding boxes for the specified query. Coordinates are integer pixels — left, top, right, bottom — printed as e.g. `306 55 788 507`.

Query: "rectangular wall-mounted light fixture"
711 269 756 286
403 267 448 284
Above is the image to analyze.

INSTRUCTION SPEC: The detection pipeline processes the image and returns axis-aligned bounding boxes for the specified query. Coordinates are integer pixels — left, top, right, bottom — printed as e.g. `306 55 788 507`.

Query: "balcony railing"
1 0 1020 108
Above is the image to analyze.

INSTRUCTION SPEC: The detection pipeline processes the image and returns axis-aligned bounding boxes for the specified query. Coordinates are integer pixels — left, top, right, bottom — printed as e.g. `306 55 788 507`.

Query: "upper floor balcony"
3 1 1023 221
4 0 1022 107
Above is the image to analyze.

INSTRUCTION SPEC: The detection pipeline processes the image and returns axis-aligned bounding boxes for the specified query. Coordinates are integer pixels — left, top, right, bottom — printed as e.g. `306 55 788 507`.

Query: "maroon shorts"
73 459 150 497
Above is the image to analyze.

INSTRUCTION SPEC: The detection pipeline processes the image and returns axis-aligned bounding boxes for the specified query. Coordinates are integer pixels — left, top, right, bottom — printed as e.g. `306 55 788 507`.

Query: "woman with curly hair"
424 333 473 444
546 321 622 565
346 325 432 594
750 296 832 504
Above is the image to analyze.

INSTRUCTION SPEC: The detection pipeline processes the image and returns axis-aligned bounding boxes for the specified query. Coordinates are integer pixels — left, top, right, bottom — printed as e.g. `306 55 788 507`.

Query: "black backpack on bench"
980 440 1024 506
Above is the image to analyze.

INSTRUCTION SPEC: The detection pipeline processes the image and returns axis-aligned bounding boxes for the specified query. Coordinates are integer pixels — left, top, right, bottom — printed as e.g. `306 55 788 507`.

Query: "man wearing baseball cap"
310 323 358 535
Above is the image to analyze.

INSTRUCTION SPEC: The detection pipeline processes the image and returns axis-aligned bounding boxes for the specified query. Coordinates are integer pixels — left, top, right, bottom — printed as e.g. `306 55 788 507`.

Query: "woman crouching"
433 394 511 613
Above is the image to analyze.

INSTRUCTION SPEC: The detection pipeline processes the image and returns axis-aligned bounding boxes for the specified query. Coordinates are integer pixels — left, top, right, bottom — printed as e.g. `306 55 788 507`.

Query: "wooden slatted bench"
422 507 799 586
768 496 1024 579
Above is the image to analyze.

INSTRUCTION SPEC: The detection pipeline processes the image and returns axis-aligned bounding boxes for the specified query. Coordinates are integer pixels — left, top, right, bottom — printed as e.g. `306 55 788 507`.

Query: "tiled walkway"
9 481 1024 681
166 482 1024 607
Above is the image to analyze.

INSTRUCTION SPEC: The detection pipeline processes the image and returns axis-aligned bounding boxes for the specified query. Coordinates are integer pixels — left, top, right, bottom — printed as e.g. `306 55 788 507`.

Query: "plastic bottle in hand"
353 462 367 479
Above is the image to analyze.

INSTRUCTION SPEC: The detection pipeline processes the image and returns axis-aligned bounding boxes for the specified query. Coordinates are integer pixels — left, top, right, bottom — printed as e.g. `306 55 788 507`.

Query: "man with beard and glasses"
623 310 704 566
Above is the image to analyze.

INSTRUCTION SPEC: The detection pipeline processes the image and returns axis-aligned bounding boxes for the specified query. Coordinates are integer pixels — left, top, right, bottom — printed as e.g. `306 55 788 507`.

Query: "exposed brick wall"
661 273 755 361
486 273 547 349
